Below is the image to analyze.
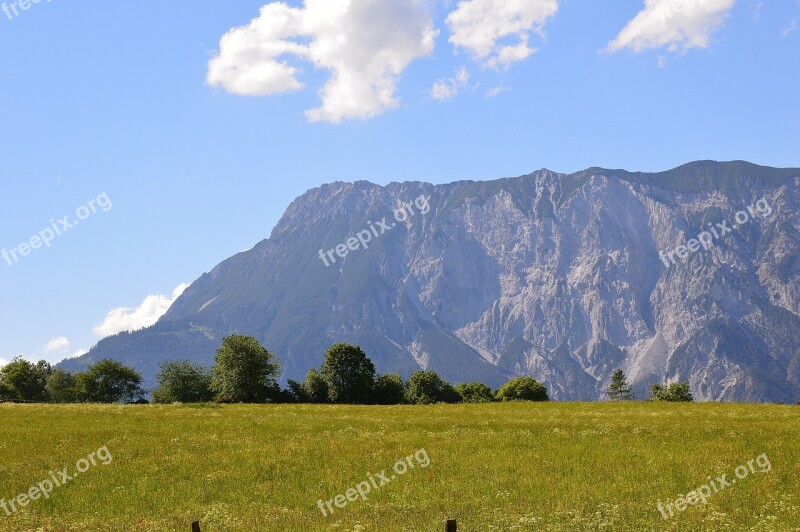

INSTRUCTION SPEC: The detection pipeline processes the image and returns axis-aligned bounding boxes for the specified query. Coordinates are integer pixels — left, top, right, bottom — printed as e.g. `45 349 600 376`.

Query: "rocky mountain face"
62 161 800 402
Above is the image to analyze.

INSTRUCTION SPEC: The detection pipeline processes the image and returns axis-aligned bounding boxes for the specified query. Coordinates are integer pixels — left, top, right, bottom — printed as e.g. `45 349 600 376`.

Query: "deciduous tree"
210 335 281 403
320 343 375 404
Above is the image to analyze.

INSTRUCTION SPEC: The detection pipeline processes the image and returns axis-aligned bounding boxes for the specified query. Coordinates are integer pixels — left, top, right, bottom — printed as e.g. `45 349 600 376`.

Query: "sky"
0 0 798 368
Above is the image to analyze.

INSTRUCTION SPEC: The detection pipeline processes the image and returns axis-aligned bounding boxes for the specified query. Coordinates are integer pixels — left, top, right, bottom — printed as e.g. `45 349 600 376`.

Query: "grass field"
0 402 798 531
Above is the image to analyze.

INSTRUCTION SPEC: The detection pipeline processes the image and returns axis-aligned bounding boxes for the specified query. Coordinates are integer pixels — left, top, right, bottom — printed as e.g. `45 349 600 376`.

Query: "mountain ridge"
61 160 800 402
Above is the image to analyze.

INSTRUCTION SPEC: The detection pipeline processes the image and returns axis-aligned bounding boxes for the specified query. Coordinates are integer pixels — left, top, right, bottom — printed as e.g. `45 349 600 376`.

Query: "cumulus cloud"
0 358 7 369
93 283 189 338
446 0 559 68
207 0 438 123
44 337 71 354
430 67 470 101
606 0 735 53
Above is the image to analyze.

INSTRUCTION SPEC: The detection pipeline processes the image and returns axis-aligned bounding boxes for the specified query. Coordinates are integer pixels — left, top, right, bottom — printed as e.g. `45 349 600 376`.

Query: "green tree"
320 344 376 404
210 335 282 403
46 369 81 403
496 377 549 402
372 373 406 405
455 382 495 403
286 379 309 403
77 359 145 403
0 380 11 400
0 357 52 402
607 369 635 401
151 360 213 404
650 382 693 402
302 368 329 403
405 371 460 405
269 385 297 404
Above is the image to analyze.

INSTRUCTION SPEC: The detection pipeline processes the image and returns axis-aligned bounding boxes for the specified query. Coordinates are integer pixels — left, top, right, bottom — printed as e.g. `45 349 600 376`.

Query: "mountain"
61 161 800 402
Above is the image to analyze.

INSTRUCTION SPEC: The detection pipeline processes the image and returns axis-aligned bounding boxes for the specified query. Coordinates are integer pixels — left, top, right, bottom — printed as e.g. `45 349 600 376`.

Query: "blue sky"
1 0 798 366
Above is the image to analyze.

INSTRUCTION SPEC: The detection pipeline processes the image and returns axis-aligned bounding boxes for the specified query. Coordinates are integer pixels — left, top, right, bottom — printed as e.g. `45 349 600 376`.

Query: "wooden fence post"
191 521 201 532
446 519 457 532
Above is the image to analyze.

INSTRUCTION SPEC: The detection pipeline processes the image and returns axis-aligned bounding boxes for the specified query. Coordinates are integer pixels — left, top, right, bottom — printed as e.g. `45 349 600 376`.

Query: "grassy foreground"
0 402 798 531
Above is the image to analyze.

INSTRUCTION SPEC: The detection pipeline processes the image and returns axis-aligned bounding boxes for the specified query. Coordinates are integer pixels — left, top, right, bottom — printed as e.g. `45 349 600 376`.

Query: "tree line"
153 337 550 405
0 335 693 404
0 358 145 404
607 368 693 402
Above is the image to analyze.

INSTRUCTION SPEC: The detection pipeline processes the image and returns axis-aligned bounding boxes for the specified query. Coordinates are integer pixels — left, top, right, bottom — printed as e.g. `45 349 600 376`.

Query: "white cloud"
430 81 456 101
0 358 7 369
430 67 470 101
606 0 735 54
446 0 559 68
783 20 797 37
93 283 189 338
69 349 89 359
484 85 507 98
207 0 438 123
44 337 70 354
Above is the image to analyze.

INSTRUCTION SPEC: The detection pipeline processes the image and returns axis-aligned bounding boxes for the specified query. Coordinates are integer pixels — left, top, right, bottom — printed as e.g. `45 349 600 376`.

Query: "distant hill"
61 161 800 402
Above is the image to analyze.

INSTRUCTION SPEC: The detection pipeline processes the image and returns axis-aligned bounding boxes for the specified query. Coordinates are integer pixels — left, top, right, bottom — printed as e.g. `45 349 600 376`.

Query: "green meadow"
0 402 797 531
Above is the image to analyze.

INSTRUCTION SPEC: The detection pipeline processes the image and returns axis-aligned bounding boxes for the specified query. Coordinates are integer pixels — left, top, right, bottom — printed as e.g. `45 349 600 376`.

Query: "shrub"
151 360 213 404
405 371 460 404
455 382 495 403
650 382 693 402
285 379 309 403
46 369 81 403
372 374 406 405
302 369 329 404
495 377 549 402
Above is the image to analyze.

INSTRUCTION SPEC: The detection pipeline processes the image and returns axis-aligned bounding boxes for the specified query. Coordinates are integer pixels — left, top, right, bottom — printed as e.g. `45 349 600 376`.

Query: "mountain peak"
61 160 800 403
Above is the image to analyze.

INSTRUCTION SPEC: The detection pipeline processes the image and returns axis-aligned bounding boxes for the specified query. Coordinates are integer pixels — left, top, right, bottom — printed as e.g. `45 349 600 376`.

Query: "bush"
372 374 406 405
650 382 693 402
269 385 297 404
151 360 213 404
285 379 309 403
46 369 81 403
495 377 549 402
0 380 12 400
455 382 495 403
302 369 329 403
405 371 460 405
